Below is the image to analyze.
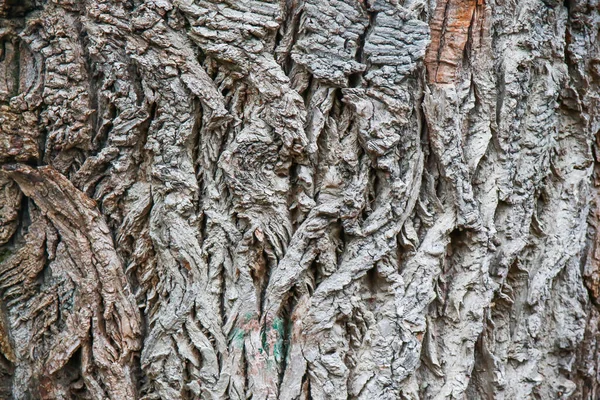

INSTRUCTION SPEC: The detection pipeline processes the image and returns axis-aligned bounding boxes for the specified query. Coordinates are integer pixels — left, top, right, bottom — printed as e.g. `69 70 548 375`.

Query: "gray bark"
0 0 599 398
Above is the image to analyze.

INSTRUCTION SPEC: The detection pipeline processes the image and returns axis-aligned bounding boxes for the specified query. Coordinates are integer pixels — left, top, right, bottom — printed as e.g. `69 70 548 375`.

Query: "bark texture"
0 0 599 398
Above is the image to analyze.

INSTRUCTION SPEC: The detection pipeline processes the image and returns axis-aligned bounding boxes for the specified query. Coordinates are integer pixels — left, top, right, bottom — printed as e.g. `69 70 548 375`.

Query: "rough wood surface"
0 0 599 398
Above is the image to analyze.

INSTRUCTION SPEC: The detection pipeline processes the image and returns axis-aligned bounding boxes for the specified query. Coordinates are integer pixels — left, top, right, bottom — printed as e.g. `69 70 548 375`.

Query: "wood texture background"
0 0 599 398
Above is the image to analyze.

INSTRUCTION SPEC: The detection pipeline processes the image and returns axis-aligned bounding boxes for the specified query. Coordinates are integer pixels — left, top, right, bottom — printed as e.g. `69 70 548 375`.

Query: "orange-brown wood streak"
425 0 480 83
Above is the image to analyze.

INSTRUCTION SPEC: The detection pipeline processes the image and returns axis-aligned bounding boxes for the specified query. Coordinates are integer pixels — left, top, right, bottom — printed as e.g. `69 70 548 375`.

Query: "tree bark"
0 0 599 398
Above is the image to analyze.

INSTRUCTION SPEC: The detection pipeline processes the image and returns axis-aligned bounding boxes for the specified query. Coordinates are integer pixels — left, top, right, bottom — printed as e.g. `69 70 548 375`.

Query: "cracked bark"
0 0 599 398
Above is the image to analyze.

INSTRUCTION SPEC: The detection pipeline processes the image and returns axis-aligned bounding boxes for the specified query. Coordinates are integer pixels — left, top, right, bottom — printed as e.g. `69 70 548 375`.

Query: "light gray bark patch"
291 0 369 86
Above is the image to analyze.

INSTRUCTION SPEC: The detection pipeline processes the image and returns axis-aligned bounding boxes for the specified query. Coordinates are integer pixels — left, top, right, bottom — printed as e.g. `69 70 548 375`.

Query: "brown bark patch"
425 0 480 83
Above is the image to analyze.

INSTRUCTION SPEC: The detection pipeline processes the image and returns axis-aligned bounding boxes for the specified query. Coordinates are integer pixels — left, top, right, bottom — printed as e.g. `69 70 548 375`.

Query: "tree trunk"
0 0 598 398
